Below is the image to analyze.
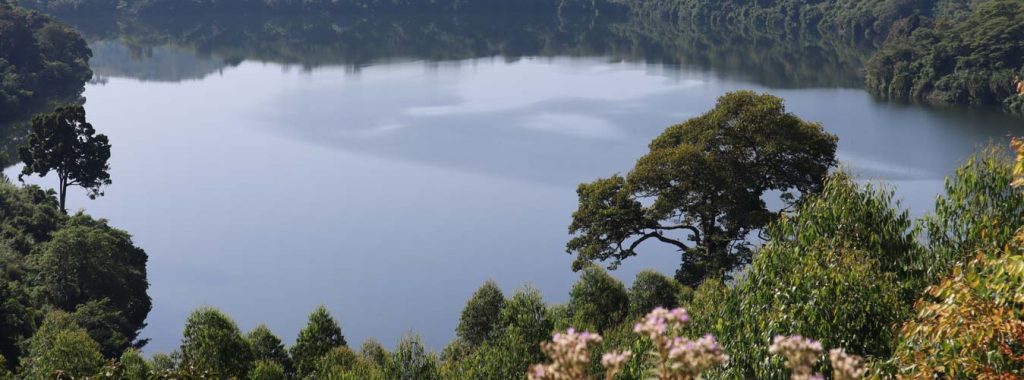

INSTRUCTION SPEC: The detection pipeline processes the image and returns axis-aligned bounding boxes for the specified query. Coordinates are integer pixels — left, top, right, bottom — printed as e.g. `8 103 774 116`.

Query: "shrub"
451 286 554 379
455 280 505 347
360 338 388 367
317 346 358 374
384 333 438 380
247 324 293 376
628 270 686 318
922 145 1024 283
687 174 914 378
250 360 286 380
119 349 152 380
148 352 176 372
149 352 177 373
569 265 629 332
291 305 346 378
0 355 10 380
20 311 104 380
886 140 1024 377
179 307 253 378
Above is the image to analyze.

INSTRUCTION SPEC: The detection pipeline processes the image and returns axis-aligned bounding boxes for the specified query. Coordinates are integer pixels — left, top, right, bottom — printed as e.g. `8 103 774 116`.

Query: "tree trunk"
58 175 67 214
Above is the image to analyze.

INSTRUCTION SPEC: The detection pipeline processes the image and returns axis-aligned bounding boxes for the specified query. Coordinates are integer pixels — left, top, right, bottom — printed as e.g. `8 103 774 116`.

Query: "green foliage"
18 105 112 212
149 352 177 373
246 325 293 376
179 307 253 378
119 349 152 380
618 0 915 43
28 214 151 356
1007 94 1024 115
0 178 150 371
865 0 1024 108
0 356 11 380
627 270 687 318
567 91 838 286
384 333 438 380
892 240 1024 377
0 3 91 124
249 360 286 380
686 173 916 379
316 346 358 375
0 179 63 255
449 286 553 379
568 265 628 332
922 145 1024 283
618 0 1023 111
290 305 346 378
359 338 388 368
20 311 104 380
0 271 35 371
455 280 505 347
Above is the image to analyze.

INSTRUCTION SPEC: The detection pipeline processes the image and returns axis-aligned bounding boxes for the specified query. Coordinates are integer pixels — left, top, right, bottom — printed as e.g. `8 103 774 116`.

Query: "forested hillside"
16 0 618 15
17 0 1024 111
619 0 1024 112
0 2 91 124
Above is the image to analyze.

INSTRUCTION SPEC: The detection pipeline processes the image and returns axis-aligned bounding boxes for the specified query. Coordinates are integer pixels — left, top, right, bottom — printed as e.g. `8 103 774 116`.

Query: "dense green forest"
0 2 91 125
865 0 1024 110
618 0 1024 112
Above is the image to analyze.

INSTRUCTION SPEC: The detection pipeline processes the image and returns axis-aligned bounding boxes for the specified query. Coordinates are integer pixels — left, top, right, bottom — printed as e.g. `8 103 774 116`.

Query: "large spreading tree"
566 91 838 286
18 105 111 213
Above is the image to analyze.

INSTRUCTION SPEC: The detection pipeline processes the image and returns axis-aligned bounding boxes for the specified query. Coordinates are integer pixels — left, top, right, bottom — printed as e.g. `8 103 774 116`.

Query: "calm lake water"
6 13 1024 354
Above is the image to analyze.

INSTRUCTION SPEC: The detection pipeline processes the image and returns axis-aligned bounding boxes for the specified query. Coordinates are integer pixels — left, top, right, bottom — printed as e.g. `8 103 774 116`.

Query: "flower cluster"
635 307 728 380
528 312 867 380
664 334 729 379
529 328 603 380
768 336 823 380
828 349 865 380
633 307 689 340
601 350 633 380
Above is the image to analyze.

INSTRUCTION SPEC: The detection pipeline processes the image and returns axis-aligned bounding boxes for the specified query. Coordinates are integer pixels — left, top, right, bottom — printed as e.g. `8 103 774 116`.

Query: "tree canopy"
179 307 253 378
28 214 151 355
19 311 104 380
567 91 837 286
291 305 347 378
865 0 1024 110
247 324 293 377
568 265 628 332
456 280 505 348
0 3 91 124
18 105 111 212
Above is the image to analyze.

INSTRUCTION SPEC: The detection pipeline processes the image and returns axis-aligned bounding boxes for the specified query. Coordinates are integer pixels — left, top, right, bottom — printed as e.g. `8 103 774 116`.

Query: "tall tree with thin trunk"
18 105 111 212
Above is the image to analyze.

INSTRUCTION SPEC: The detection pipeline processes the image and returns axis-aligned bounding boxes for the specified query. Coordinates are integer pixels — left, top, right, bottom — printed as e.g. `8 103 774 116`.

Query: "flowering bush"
529 307 729 380
828 349 865 380
767 336 866 380
600 350 632 379
527 328 630 380
633 307 728 380
768 336 822 380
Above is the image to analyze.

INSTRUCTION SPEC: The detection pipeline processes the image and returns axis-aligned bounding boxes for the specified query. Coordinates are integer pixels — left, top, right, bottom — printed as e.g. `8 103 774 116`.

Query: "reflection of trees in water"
611 19 871 89
64 12 869 88
1 120 29 168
